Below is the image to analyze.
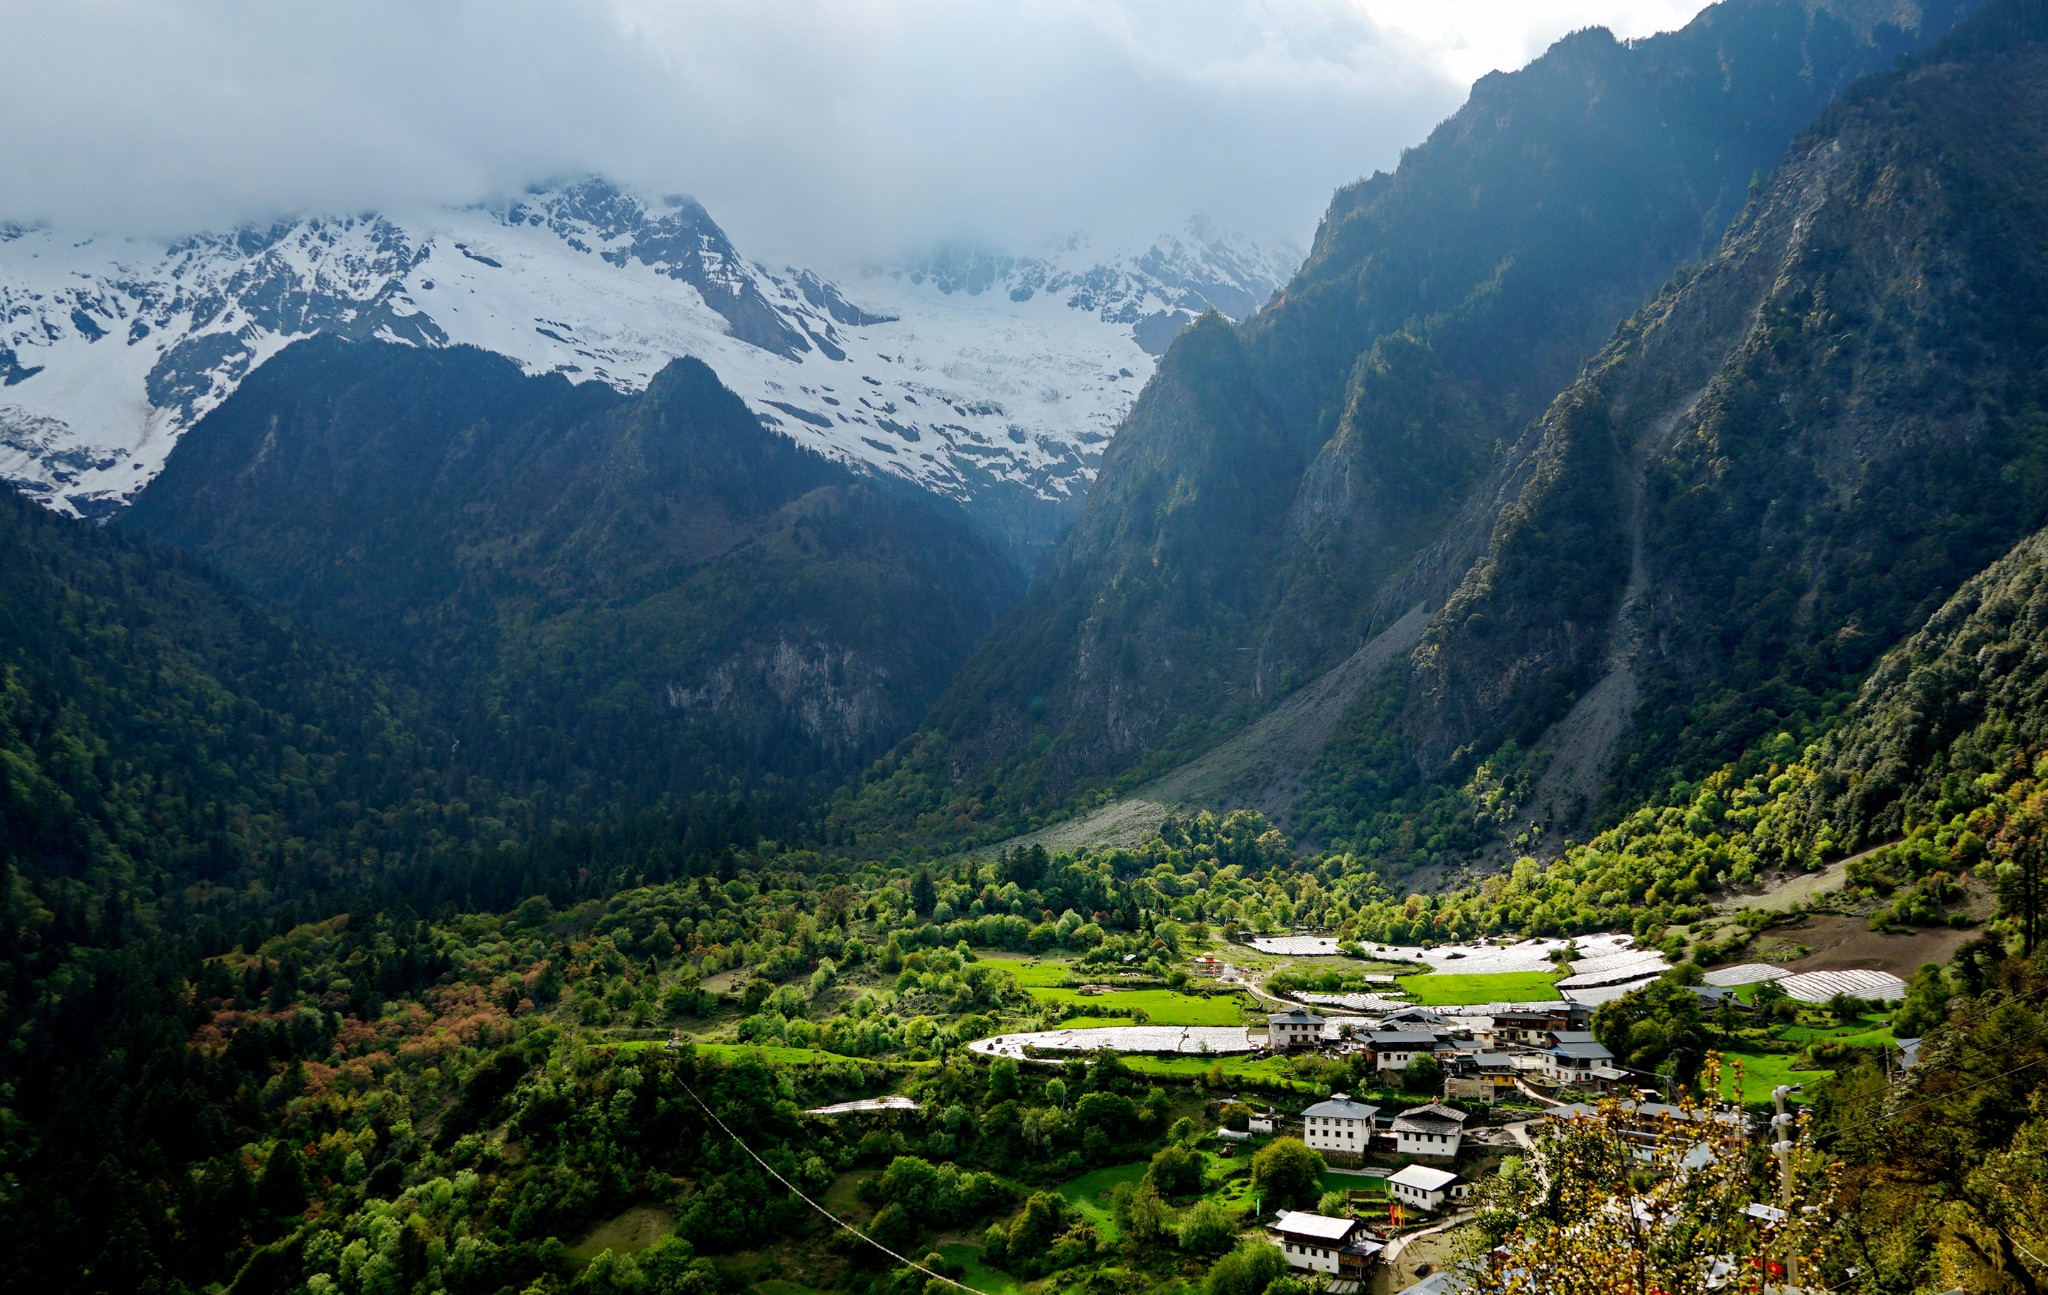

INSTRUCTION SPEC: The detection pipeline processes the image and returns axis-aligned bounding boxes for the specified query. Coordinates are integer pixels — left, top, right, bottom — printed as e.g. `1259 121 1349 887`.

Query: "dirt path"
998 605 1430 855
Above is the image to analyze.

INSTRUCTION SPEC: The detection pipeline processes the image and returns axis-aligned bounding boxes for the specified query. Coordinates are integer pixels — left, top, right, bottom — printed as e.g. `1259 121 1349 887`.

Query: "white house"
1268 1211 1384 1278
1388 1163 1464 1213
1365 1030 1442 1072
1301 1093 1379 1158
1545 1033 1619 1085
1268 1009 1327 1051
1390 1102 1469 1158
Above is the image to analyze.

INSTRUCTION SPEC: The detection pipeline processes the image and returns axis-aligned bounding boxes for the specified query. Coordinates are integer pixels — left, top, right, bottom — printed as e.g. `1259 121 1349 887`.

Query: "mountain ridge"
120 336 1027 808
841 0 1985 850
0 181 1294 555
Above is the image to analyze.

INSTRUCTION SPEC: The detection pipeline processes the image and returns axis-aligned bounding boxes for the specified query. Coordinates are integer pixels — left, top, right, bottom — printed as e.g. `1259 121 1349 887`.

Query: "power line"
676 1077 987 1295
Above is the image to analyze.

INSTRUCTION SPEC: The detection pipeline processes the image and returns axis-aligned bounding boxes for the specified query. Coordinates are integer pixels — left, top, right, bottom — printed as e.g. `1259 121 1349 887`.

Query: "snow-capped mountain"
0 179 1296 530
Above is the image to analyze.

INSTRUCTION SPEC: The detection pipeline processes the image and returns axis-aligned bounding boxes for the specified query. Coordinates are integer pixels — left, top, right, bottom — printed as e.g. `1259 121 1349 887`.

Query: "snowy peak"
496 179 830 357
891 224 1295 354
0 180 1296 535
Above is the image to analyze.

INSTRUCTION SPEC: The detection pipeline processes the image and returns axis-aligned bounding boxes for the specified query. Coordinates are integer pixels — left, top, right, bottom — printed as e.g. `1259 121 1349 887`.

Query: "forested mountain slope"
123 338 1024 811
1334 0 2048 861
860 0 1981 843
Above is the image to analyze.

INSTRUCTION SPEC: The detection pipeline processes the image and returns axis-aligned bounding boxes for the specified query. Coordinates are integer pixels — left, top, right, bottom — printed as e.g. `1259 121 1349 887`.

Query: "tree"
256 1142 309 1223
1206 1239 1288 1295
1462 1059 1838 1294
1145 1142 1205 1198
1593 979 1708 1087
911 868 937 917
1176 1200 1240 1255
1250 1137 1325 1212
986 1057 1020 1105
1993 798 2045 957
1111 1182 1173 1247
1402 1052 1444 1094
1890 962 1951 1038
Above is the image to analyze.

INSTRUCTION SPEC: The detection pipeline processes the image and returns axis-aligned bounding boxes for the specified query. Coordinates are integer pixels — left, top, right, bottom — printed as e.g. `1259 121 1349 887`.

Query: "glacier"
0 179 1295 540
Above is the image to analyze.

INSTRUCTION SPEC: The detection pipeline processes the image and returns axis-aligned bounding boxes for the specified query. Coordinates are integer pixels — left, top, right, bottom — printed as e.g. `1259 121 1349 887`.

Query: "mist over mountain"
9 4 2048 1295
857 0 1983 849
0 182 1294 558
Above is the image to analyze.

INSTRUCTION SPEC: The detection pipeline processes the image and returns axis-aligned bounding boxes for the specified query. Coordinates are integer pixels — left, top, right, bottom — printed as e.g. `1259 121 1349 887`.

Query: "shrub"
1206 1240 1289 1295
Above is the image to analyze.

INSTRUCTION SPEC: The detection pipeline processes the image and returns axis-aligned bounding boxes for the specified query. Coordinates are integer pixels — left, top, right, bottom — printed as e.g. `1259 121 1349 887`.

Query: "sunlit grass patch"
1027 987 1248 1025
1396 971 1562 1005
1718 1050 1830 1104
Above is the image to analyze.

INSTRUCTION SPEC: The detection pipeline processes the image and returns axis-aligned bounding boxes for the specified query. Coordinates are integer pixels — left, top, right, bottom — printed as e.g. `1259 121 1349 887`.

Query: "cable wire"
677 1077 987 1295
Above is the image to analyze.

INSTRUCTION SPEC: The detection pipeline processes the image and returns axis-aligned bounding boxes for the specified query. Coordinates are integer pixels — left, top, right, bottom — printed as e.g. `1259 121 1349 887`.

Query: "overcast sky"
0 0 1711 265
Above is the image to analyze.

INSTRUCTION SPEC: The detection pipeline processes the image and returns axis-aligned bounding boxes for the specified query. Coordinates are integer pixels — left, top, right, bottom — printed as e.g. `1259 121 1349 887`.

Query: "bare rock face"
668 639 895 755
1404 28 2048 834
893 0 1984 833
119 337 1025 797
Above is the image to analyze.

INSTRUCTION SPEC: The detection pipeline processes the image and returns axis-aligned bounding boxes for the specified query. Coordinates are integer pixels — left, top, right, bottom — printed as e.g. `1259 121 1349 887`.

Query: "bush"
1206 1240 1289 1295
1402 1053 1444 1094
1176 1200 1240 1255
1250 1137 1325 1212
1146 1143 1205 1198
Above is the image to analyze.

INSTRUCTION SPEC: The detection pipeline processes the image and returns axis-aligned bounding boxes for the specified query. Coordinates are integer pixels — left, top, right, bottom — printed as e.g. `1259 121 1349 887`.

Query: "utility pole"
1771 1083 1803 1290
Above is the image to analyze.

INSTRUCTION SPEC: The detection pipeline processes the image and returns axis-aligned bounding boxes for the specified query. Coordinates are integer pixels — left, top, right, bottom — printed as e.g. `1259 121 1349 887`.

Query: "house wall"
1392 1182 1446 1211
1303 1117 1370 1153
1395 1130 1462 1158
1279 1240 1341 1273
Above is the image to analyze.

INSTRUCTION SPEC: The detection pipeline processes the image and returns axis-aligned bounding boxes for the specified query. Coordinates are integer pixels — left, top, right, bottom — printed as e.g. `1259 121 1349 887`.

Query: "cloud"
0 0 1709 263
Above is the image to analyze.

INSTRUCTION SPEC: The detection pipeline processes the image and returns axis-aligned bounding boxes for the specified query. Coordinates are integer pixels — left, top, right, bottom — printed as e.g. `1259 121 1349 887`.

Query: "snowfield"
0 179 1294 527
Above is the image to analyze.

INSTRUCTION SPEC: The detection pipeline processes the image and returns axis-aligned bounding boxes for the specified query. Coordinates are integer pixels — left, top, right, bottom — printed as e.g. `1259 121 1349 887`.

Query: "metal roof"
1302 1095 1381 1121
1391 1102 1469 1129
1552 1040 1615 1060
1271 1211 1358 1242
1388 1164 1459 1191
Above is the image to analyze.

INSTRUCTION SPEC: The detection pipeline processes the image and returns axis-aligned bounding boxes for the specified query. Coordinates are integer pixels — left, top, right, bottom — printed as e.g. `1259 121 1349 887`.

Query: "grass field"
1117 1053 1318 1091
1027 987 1248 1025
1718 1050 1830 1103
1318 1171 1388 1196
566 1205 675 1263
979 955 1075 987
1778 1015 1897 1048
1053 1162 1148 1240
936 1243 1025 1295
1396 971 1562 1005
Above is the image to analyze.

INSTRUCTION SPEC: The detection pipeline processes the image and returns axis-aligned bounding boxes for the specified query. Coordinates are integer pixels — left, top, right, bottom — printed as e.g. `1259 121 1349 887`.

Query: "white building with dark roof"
1365 1030 1443 1072
1268 1009 1327 1051
1300 1092 1379 1157
1546 1035 1617 1084
1391 1102 1469 1158
1268 1211 1384 1277
1388 1163 1464 1212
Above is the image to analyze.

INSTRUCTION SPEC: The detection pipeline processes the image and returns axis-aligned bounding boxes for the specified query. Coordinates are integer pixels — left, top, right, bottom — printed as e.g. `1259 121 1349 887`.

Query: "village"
960 930 1921 1292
